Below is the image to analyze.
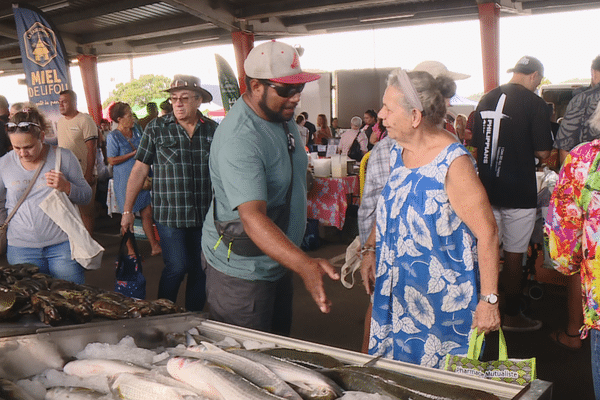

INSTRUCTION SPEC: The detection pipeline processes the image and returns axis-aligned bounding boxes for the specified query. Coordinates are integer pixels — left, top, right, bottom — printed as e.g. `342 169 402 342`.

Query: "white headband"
397 69 423 112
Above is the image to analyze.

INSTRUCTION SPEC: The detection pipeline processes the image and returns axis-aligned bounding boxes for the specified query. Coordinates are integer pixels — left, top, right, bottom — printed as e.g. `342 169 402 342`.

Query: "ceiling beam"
523 0 600 12
77 15 213 45
321 8 480 33
161 0 240 31
281 2 482 34
51 0 161 26
279 0 476 27
0 0 67 20
127 27 226 47
235 0 404 19
0 23 17 40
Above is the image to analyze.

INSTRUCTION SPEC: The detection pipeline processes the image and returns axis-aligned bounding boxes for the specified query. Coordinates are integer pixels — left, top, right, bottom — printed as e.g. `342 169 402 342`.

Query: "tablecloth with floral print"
307 175 359 229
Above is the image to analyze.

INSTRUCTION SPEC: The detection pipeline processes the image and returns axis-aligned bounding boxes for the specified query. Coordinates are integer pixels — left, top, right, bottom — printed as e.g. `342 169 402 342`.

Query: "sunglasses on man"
261 80 305 98
5 122 41 133
169 95 199 104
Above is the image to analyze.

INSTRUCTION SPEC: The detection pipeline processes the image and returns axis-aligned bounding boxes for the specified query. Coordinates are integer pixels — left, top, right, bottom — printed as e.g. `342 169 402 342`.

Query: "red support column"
231 31 254 94
77 54 103 124
478 2 500 93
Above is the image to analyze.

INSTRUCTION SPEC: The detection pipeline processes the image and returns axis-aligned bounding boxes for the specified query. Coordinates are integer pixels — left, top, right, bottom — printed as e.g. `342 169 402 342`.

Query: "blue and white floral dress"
369 141 479 368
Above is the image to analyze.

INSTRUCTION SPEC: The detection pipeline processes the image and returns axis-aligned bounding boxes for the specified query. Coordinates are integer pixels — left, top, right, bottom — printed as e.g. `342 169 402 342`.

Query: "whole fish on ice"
167 356 288 400
322 367 501 400
45 386 111 400
109 372 202 400
338 366 500 400
0 378 36 400
171 342 301 400
259 348 345 370
63 359 148 379
229 349 343 400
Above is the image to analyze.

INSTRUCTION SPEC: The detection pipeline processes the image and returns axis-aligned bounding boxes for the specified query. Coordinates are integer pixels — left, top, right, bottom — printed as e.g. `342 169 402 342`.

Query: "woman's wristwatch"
479 293 499 305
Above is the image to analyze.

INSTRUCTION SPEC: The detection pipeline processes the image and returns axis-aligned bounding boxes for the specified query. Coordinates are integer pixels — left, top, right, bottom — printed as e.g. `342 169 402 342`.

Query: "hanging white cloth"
340 236 362 289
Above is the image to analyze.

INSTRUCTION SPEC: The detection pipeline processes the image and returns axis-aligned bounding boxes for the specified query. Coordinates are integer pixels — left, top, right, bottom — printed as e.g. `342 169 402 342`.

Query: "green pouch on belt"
444 328 536 386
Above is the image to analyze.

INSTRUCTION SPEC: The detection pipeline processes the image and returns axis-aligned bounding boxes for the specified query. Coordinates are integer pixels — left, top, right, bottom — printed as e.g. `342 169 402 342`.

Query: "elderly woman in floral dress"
360 69 500 367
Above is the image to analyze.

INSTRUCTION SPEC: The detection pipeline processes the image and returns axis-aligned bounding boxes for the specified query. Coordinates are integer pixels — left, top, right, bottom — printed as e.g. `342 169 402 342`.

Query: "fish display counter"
0 313 551 400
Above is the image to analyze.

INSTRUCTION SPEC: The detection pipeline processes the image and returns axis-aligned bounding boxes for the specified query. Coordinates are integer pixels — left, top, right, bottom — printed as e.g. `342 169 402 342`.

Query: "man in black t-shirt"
301 111 316 145
472 56 553 332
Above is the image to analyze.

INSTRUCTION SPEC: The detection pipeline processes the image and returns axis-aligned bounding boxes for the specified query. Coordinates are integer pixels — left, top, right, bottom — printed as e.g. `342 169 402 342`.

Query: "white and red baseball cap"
244 40 321 84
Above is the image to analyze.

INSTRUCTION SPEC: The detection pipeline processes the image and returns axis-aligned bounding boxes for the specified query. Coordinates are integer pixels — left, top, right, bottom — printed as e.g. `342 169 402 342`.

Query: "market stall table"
307 175 359 230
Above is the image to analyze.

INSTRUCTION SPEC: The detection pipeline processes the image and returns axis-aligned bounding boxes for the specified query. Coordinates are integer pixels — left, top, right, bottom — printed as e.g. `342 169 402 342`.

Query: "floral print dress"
369 142 479 367
544 140 600 338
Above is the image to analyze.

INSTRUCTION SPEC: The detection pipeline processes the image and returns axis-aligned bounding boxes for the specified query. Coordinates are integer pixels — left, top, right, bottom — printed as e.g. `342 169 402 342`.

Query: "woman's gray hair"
350 116 362 128
387 69 450 126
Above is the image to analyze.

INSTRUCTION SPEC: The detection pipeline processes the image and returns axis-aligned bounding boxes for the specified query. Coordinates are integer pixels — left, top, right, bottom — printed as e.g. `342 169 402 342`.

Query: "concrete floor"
2 213 596 399
85 214 371 352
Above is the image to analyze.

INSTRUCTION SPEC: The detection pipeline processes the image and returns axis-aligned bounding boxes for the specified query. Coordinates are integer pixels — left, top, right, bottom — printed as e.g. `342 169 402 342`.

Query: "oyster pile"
0 264 182 325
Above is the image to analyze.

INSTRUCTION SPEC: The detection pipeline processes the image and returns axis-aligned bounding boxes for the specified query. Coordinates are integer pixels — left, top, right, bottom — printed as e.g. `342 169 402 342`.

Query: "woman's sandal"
549 330 582 351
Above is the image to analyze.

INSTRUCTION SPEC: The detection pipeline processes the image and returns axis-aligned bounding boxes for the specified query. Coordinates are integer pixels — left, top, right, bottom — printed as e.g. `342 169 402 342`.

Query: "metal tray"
0 313 551 400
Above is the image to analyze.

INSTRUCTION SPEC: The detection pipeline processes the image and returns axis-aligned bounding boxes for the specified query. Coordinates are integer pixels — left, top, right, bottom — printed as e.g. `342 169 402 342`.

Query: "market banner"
215 54 240 113
13 3 71 136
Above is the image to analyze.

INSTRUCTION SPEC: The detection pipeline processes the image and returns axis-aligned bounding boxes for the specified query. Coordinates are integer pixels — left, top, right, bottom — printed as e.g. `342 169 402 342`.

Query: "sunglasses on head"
5 122 41 133
262 80 305 98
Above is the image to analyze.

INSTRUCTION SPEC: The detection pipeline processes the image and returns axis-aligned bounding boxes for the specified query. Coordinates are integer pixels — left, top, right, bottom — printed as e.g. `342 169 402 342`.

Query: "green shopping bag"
444 329 536 386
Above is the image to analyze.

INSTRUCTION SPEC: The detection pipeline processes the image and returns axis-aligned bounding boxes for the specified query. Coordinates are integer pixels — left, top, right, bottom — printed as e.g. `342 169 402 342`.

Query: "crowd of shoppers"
1 39 599 398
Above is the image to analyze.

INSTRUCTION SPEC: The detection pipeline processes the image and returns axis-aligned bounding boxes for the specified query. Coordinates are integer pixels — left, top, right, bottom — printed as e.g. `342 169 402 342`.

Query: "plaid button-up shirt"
357 136 394 246
136 111 217 228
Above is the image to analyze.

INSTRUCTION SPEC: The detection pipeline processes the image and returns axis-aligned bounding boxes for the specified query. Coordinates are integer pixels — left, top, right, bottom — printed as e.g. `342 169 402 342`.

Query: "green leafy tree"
103 74 171 109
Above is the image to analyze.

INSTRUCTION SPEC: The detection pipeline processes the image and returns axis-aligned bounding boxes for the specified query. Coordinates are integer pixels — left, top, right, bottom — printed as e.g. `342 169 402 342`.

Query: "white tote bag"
39 147 104 270
340 236 362 288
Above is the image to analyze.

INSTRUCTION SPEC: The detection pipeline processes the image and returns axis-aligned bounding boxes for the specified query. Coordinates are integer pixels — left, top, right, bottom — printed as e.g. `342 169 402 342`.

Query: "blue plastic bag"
115 231 146 299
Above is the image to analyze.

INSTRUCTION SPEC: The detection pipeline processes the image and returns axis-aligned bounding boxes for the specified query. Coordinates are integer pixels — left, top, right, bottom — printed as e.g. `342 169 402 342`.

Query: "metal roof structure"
0 0 599 76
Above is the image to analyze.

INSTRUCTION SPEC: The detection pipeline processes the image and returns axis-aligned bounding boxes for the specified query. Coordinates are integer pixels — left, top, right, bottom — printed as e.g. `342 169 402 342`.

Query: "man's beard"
258 90 291 122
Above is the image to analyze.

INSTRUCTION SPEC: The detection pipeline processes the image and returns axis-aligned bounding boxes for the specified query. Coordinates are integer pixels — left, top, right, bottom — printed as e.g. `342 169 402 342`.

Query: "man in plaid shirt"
121 74 217 311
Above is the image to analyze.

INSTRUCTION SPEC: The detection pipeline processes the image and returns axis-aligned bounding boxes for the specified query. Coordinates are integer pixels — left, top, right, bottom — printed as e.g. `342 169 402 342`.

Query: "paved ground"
2 213 595 399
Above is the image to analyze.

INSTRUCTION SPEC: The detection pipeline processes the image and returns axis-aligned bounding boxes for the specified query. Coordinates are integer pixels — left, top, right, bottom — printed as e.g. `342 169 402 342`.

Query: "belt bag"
214 203 289 258
213 122 295 260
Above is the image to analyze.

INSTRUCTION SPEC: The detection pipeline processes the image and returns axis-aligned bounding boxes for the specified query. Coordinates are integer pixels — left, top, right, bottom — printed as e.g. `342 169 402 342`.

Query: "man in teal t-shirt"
201 41 339 335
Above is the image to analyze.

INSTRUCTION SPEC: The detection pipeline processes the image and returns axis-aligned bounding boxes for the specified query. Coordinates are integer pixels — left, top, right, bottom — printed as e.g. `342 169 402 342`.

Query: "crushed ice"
76 336 158 367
